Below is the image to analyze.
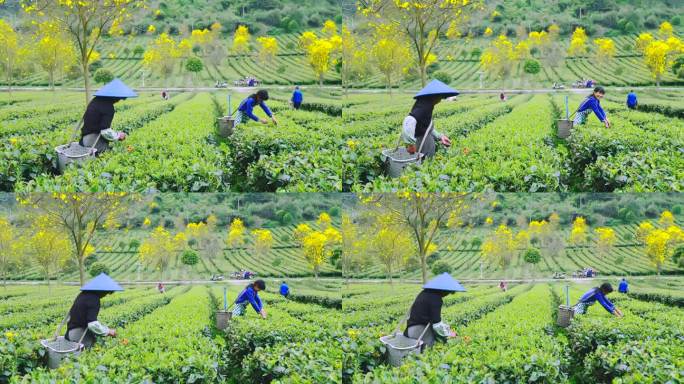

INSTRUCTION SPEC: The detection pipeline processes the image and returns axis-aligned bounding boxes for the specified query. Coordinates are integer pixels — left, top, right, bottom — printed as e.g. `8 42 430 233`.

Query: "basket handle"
54 312 70 340
393 309 411 335
69 118 85 143
76 326 88 345
416 322 431 343
88 132 102 155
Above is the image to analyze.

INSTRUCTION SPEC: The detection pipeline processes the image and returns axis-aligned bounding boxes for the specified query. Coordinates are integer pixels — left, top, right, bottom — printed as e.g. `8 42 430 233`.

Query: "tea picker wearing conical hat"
404 273 465 350
401 80 457 159
80 79 138 155
65 273 123 348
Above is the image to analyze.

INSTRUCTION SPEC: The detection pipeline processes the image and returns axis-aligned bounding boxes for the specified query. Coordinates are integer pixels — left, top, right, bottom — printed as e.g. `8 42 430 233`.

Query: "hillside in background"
346 193 684 279
346 0 684 88
479 0 683 38
0 0 342 35
1 193 344 281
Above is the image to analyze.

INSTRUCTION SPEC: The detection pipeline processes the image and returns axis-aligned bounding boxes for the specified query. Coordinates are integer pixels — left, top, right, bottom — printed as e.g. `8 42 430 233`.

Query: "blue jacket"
291 89 303 104
235 285 263 313
579 288 615 314
238 96 273 122
577 96 607 123
280 283 289 296
618 280 628 293
626 93 637 107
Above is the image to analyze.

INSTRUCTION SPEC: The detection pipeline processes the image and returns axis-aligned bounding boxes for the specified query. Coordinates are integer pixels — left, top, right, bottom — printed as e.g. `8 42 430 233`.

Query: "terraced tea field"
1 281 342 383
342 90 683 192
344 279 684 383
1 89 343 193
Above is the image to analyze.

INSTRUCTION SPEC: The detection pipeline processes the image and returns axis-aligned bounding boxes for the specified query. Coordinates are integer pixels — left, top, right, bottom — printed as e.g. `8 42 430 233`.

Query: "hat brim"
414 91 460 99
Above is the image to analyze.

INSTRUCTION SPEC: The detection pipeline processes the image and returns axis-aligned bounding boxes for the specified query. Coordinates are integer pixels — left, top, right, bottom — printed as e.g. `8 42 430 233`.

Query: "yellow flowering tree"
636 221 655 244
481 35 516 89
302 227 342 279
371 222 413 283
21 0 145 105
515 230 530 249
594 38 616 64
27 215 72 292
481 224 516 268
303 35 336 87
139 226 182 279
0 19 29 98
227 218 246 248
190 28 212 54
370 22 411 94
293 223 314 246
645 229 672 275
528 30 550 49
595 227 617 258
233 25 251 55
569 217 589 246
659 210 675 228
19 193 134 285
568 27 588 57
635 32 654 53
528 220 551 246
360 192 476 283
359 0 482 86
0 216 23 287
143 33 182 79
256 36 278 64
659 21 674 39
640 35 683 87
251 229 274 260
341 214 371 278
317 212 332 229
299 31 317 50
32 21 76 91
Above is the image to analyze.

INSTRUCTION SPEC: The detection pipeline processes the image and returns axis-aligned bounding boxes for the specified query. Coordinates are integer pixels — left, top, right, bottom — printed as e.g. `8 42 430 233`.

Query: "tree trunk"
78 258 86 286
419 63 427 87
82 59 91 107
420 251 428 284
319 74 324 87
49 70 55 92
6 61 12 100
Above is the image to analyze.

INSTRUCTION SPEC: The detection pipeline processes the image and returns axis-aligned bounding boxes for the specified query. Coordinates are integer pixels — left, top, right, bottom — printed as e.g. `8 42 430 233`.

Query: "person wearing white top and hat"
404 272 465 350
401 79 457 158
64 273 124 348
80 78 138 155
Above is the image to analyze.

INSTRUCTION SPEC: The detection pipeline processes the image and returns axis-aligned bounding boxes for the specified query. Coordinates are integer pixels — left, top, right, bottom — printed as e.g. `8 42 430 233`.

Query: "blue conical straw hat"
81 273 124 291
93 78 138 98
423 272 466 292
414 79 460 99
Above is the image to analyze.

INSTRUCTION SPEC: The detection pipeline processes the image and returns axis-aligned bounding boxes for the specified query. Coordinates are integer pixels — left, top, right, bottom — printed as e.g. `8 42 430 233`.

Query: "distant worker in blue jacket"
618 278 629 293
235 90 278 126
280 281 290 297
626 90 638 110
291 86 303 110
573 283 623 317
232 279 267 319
573 86 611 128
